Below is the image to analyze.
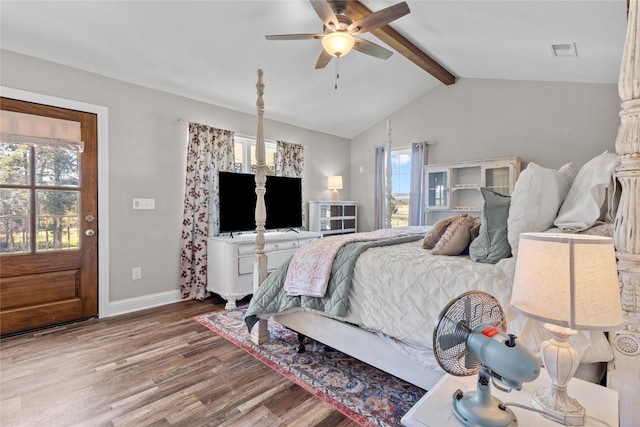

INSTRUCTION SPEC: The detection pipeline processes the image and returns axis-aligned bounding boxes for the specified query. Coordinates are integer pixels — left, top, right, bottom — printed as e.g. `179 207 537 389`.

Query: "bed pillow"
469 188 512 263
423 215 457 249
559 162 578 187
432 215 476 255
554 151 620 231
507 162 570 255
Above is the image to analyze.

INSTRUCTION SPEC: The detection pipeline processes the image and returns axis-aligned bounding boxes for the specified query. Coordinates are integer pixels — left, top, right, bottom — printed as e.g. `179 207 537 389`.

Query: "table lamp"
510 232 623 426
328 175 343 201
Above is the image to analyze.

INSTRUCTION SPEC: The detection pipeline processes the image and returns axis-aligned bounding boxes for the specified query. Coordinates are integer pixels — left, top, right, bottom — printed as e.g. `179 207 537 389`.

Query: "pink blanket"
284 228 425 297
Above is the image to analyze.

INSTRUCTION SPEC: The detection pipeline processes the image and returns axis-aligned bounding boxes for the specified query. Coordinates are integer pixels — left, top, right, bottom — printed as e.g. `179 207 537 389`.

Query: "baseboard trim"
106 290 183 317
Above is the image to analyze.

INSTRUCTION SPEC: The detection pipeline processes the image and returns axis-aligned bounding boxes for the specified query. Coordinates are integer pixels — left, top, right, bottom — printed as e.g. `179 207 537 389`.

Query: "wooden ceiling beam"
345 1 456 85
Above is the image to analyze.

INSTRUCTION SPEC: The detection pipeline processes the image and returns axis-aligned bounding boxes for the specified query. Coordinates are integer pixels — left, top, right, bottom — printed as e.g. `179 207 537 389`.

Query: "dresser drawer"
237 249 295 275
237 239 302 256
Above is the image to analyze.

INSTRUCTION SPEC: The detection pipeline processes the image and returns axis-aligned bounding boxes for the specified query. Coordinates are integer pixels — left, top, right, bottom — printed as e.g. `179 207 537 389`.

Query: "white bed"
248 3 640 426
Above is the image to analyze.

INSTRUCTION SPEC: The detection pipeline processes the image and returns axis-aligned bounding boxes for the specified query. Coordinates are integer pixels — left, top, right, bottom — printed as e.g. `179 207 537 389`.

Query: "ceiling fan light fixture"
322 31 355 57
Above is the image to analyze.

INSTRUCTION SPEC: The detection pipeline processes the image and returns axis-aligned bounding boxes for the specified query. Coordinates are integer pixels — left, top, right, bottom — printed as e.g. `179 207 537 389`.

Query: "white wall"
0 50 350 311
351 78 621 231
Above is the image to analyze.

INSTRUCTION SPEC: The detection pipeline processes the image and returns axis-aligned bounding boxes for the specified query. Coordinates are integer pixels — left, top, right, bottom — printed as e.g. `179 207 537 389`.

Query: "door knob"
85 215 95 222
85 229 95 237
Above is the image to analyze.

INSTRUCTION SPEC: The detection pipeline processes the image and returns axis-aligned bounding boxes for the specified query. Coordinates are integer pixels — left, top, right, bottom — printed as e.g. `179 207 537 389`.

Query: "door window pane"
35 146 79 187
0 188 31 253
36 190 80 251
0 143 30 185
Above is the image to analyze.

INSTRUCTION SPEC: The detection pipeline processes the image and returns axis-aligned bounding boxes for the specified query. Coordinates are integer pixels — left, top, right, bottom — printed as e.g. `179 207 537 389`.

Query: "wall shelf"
425 157 521 225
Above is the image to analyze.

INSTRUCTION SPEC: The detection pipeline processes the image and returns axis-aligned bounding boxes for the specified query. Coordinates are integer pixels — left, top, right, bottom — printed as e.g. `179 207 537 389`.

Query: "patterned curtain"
276 140 306 229
409 142 429 226
374 146 388 229
180 122 234 300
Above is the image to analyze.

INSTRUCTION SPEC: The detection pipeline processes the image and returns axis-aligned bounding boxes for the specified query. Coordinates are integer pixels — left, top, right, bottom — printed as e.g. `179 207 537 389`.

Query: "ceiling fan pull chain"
335 56 340 90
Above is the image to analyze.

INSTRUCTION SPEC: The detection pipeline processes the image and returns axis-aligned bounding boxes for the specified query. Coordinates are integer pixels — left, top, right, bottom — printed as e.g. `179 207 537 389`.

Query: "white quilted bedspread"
343 239 613 364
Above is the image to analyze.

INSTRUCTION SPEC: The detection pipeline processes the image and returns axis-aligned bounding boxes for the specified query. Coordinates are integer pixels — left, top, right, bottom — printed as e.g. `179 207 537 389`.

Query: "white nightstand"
402 371 618 427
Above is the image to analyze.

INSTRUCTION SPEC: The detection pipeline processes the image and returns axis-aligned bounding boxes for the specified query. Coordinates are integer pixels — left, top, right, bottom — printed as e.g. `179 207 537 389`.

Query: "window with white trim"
234 136 276 174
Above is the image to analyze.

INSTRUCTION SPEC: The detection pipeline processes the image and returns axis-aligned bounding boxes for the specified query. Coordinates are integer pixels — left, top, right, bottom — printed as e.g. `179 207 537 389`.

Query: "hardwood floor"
0 297 359 427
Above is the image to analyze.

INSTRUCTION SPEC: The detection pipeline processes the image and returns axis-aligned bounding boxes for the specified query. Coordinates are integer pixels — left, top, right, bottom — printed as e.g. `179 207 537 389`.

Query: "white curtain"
276 140 306 228
180 122 234 300
409 142 429 226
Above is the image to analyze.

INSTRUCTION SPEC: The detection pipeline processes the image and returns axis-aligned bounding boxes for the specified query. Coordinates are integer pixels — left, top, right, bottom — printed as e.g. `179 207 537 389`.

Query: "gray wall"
1 50 350 309
351 78 621 231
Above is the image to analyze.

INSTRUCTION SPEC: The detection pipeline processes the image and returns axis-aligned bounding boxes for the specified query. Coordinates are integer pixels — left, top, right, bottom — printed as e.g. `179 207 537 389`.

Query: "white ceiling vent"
551 43 578 57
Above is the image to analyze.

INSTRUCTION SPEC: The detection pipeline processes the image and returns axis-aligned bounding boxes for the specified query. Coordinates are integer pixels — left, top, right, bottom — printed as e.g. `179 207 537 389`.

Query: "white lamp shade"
511 232 623 330
322 32 355 57
327 175 343 190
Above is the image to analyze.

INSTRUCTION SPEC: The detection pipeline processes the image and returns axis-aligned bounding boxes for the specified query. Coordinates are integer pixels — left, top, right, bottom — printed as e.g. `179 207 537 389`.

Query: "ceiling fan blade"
309 0 340 30
265 34 323 41
315 49 333 69
344 1 455 85
347 1 410 35
352 37 393 60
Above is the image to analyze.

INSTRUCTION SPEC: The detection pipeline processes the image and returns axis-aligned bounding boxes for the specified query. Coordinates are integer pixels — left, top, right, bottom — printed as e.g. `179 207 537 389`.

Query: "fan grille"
433 291 506 376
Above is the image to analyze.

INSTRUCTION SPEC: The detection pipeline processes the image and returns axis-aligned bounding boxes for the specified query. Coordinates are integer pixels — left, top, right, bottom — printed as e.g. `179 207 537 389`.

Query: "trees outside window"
1 143 80 253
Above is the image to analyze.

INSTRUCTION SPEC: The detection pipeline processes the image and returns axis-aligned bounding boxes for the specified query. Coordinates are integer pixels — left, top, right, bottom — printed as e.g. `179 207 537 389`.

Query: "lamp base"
534 324 585 426
331 189 339 201
532 386 585 426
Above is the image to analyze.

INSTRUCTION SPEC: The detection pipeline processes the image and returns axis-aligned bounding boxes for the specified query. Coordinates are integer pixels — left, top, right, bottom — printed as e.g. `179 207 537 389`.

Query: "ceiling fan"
265 0 411 69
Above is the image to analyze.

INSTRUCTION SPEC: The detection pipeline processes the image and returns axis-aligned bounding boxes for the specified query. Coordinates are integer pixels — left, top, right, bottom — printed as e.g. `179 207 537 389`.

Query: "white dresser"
207 231 321 310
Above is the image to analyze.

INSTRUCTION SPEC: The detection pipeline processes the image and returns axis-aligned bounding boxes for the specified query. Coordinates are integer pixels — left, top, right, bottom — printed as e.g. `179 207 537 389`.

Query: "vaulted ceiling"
0 1 628 138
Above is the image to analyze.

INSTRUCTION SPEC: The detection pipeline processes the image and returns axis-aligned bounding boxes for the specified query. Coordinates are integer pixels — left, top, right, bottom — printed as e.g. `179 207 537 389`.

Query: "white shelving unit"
308 201 357 236
425 157 521 225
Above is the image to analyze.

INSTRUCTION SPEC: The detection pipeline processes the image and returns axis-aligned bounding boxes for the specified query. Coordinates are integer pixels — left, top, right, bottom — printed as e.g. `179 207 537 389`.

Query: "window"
390 148 411 228
1 143 81 253
234 136 276 174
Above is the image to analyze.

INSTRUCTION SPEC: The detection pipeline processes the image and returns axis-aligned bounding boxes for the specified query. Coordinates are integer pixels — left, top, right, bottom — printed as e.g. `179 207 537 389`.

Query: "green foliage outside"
1 143 80 253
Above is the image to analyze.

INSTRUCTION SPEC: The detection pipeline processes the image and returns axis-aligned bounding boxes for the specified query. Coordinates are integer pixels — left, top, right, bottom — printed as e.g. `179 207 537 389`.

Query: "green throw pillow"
469 188 512 263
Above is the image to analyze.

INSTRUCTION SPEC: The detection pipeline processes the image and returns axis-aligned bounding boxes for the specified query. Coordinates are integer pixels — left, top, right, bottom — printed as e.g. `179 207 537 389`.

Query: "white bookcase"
425 157 521 225
308 201 357 236
207 231 321 310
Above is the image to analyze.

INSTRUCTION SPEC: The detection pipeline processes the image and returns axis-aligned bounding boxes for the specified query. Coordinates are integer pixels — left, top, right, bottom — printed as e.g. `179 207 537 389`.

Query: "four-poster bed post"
385 120 393 229
608 2 640 426
251 69 269 345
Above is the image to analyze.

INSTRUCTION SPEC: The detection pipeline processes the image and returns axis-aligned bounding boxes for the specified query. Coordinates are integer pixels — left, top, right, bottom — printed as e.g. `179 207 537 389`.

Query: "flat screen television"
218 171 303 234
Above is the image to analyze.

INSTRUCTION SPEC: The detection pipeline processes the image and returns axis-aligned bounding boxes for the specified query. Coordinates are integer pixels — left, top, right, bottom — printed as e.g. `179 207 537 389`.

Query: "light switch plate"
133 198 155 210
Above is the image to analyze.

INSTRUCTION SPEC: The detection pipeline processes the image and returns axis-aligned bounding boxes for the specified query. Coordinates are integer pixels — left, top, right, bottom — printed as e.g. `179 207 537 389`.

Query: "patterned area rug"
195 308 425 427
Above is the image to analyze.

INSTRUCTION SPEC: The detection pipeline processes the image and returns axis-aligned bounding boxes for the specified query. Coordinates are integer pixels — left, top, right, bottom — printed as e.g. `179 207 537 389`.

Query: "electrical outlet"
132 267 142 280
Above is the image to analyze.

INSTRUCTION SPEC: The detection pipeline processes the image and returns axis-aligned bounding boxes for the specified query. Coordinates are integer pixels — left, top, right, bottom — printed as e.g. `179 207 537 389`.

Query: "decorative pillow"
507 162 570 255
469 216 482 242
423 215 457 249
469 188 512 263
554 151 620 231
432 215 475 256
